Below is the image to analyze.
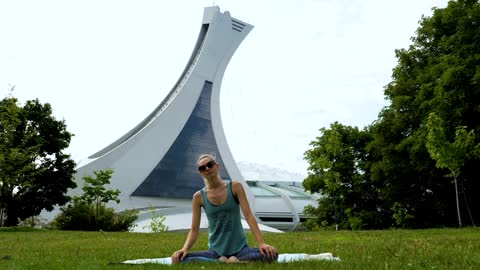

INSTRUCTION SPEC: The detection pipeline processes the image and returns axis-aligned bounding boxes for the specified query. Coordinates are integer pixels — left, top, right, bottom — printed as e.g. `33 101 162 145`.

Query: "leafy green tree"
53 169 138 231
426 112 480 227
304 1 480 228
0 95 76 226
80 169 120 227
303 122 383 229
367 0 480 227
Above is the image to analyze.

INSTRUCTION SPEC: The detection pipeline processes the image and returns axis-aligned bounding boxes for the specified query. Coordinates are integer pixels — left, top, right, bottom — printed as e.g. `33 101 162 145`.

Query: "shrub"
52 197 138 231
52 169 138 231
143 208 168 233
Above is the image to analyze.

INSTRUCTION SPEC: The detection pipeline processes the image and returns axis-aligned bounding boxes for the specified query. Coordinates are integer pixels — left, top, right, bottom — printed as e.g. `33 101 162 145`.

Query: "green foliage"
368 0 480 227
81 169 120 205
426 112 480 227
53 170 137 231
347 216 362 231
303 122 383 230
112 209 139 231
143 207 169 233
80 169 120 225
426 113 479 174
51 197 94 230
52 197 138 231
391 202 415 229
0 226 46 232
0 94 76 227
305 1 480 229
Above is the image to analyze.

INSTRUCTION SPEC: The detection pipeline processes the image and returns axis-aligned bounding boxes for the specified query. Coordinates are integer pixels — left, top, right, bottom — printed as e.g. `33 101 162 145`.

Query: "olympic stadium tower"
72 6 317 232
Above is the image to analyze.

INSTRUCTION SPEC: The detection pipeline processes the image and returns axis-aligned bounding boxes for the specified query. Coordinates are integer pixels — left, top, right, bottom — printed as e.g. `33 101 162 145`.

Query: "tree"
367 0 480 227
53 169 138 232
80 169 120 227
426 112 479 227
304 0 480 229
303 122 383 230
0 95 76 226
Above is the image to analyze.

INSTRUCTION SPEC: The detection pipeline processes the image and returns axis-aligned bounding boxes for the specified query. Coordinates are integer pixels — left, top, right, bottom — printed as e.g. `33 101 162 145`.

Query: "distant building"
72 6 317 232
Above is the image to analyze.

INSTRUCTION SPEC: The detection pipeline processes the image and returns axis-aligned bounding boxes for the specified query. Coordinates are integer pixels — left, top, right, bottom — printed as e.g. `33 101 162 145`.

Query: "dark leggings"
183 245 277 263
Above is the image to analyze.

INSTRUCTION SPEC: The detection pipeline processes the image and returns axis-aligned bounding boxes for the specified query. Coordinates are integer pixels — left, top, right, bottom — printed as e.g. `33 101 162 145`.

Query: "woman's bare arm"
171 191 202 262
233 181 278 259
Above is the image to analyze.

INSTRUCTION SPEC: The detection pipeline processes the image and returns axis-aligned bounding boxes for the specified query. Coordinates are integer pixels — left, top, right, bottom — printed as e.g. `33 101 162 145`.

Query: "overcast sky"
0 0 449 174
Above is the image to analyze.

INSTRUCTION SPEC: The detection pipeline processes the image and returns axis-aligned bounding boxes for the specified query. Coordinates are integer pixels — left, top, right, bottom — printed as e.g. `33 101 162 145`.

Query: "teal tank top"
201 181 248 256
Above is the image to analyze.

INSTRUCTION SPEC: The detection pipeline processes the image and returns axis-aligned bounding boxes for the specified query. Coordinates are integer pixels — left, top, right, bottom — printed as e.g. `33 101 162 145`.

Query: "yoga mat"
121 253 341 265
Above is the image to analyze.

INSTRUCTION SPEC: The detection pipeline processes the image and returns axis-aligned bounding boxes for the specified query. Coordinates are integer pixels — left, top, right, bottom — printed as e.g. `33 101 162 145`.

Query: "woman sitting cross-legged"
171 154 278 264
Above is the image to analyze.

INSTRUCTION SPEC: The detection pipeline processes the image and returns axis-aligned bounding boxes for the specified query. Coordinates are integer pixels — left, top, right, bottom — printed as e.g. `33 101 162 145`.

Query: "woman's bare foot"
226 256 240 263
218 256 228 262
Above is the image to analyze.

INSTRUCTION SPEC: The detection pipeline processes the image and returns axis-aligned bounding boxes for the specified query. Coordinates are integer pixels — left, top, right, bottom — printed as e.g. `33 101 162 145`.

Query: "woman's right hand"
171 249 187 263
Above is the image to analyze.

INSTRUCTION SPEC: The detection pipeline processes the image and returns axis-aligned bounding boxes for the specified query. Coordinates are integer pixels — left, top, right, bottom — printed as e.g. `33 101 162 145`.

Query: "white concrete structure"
71 6 318 232
246 181 319 231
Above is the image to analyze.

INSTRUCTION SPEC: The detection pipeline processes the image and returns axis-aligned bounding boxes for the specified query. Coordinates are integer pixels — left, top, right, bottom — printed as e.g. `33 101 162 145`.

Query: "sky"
0 0 450 174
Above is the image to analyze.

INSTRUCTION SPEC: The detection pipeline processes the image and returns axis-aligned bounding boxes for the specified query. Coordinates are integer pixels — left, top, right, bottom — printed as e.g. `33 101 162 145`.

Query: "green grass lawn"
0 227 479 270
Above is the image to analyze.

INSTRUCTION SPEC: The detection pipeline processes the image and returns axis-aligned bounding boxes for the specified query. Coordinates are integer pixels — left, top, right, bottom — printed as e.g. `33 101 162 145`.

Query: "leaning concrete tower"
73 6 255 212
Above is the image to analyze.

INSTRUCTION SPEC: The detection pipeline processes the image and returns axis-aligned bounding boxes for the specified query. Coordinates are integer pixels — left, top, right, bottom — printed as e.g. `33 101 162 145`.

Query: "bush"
52 197 138 231
0 226 46 232
108 209 139 232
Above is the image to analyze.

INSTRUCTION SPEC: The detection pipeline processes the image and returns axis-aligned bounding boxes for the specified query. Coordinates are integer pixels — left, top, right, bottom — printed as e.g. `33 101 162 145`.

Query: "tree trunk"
454 173 462 228
4 196 20 227
0 208 4 227
0 184 5 227
95 200 99 230
460 177 475 227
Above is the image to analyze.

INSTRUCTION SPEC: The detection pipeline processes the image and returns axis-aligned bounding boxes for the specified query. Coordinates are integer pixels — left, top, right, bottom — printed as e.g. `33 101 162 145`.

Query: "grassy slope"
0 228 479 270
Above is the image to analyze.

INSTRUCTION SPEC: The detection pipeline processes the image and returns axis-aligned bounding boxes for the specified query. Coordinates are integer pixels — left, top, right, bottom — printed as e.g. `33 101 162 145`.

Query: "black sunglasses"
198 161 216 172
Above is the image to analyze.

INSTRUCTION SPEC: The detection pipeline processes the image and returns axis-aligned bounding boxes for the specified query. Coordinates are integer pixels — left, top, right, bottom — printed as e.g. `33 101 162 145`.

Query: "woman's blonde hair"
197 153 216 164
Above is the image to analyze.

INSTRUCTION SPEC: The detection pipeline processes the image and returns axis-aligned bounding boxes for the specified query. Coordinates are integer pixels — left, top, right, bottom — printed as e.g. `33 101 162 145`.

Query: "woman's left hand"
259 243 278 259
